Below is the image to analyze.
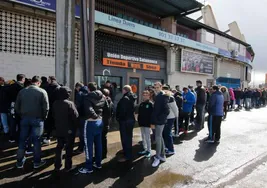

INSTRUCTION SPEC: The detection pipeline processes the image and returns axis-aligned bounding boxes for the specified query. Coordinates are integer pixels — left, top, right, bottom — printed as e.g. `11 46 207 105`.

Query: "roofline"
177 16 252 47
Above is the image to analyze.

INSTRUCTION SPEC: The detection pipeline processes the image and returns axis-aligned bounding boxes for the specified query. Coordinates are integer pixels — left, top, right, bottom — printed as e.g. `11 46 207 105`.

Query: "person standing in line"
102 89 114 159
0 77 10 135
188 85 197 125
262 88 267 107
79 82 106 174
220 86 230 120
229 88 235 110
173 90 183 137
195 80 206 130
151 82 170 167
163 90 178 156
7 74 26 143
40 76 49 90
206 85 224 143
15 76 49 168
137 90 153 158
234 88 242 109
53 86 79 172
179 87 196 134
116 85 137 162
73 82 88 154
43 76 60 145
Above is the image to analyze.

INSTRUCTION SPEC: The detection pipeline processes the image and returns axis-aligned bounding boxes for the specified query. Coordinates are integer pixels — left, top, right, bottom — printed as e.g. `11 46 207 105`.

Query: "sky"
192 0 267 85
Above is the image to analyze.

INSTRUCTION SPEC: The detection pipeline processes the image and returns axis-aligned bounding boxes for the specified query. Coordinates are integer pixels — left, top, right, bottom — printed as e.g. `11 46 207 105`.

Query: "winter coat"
7 82 24 103
167 96 179 119
151 91 170 125
182 91 196 113
208 90 224 117
74 86 88 116
229 88 235 101
53 86 79 137
46 81 60 107
83 90 106 120
221 87 230 102
102 96 114 129
15 85 49 120
116 92 137 121
234 90 242 99
174 91 183 110
138 100 153 127
0 85 10 113
244 90 253 98
195 86 206 106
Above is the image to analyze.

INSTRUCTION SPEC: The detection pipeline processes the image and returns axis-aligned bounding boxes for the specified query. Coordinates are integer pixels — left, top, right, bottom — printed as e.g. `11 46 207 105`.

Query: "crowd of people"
0 74 263 173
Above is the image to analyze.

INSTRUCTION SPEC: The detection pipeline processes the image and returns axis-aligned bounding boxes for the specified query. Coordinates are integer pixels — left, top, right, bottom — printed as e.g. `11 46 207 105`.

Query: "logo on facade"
30 0 51 7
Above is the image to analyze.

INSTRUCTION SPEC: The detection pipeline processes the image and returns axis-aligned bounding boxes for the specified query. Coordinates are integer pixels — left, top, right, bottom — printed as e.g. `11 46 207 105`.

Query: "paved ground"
1 107 267 188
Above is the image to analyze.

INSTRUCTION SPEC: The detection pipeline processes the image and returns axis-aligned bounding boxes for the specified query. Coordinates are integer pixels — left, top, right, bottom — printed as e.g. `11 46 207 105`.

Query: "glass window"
206 31 215 43
144 79 163 88
94 75 122 92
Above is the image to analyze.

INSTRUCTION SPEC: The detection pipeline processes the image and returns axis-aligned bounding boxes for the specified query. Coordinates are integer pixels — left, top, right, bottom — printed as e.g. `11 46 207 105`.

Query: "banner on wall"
181 50 214 75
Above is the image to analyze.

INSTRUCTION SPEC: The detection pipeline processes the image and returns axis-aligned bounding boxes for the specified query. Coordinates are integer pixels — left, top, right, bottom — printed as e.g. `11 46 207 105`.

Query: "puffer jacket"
167 95 179 119
221 86 230 102
151 91 170 125
229 88 235 100
208 90 224 116
116 92 137 121
53 86 79 137
83 90 106 120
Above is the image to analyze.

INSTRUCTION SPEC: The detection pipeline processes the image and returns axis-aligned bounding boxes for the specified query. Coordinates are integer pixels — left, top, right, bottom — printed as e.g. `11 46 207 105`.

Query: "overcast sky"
193 0 267 84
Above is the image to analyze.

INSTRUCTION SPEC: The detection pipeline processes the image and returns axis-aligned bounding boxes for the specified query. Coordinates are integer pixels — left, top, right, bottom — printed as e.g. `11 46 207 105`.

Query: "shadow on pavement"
1 144 158 188
193 138 219 162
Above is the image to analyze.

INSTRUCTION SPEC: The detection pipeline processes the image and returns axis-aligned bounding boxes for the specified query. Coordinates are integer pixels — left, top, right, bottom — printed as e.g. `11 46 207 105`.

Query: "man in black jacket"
116 85 137 162
195 80 206 130
234 88 242 109
53 86 79 172
101 89 114 159
43 76 60 145
0 77 9 135
7 74 25 142
151 82 170 167
79 82 106 174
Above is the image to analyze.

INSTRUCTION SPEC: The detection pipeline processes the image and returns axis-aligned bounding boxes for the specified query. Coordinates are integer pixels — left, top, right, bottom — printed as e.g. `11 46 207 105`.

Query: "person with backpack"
137 90 153 158
151 82 170 167
102 89 114 159
53 86 79 172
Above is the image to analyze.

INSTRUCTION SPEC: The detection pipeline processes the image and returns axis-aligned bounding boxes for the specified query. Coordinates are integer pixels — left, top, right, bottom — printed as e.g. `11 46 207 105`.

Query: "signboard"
104 52 158 64
103 58 160 72
181 50 214 75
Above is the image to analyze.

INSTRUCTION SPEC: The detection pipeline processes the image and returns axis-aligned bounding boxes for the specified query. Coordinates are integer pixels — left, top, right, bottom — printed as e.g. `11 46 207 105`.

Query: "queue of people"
0 74 258 172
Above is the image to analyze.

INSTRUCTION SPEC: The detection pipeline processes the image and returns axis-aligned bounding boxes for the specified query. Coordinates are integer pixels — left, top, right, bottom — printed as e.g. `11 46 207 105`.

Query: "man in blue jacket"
179 87 196 134
206 85 224 143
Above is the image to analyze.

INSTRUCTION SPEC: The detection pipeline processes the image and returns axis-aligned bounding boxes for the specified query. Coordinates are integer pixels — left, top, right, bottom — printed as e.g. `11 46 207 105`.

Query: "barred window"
0 10 80 59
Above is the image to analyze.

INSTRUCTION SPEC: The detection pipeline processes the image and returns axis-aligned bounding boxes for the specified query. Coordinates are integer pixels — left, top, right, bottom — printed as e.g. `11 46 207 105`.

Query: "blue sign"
219 49 251 64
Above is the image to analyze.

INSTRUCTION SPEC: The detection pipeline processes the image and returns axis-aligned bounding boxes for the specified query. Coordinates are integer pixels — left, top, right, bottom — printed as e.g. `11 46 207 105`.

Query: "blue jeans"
84 120 103 171
163 118 175 152
17 117 44 164
119 119 135 160
0 113 9 133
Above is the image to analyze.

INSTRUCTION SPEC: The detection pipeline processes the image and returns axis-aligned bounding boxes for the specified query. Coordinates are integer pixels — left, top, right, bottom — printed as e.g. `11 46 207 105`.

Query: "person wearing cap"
195 80 207 130
206 85 224 143
179 87 196 134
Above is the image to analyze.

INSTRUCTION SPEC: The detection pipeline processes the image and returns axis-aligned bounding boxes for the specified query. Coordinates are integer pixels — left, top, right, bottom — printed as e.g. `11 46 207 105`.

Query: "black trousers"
55 134 75 170
207 115 222 141
179 112 190 131
44 112 54 139
223 102 228 118
102 126 109 159
190 105 195 123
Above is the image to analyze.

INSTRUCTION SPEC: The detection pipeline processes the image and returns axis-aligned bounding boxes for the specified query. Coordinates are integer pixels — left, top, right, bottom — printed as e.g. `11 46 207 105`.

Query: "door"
127 72 142 103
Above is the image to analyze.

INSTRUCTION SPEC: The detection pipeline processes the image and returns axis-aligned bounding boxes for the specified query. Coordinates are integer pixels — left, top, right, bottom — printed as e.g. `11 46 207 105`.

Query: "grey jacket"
15 85 49 120
222 91 230 102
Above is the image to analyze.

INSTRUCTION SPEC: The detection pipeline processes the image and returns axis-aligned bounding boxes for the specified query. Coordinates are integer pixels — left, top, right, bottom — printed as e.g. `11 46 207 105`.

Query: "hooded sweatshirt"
166 93 179 119
53 86 79 137
116 92 137 121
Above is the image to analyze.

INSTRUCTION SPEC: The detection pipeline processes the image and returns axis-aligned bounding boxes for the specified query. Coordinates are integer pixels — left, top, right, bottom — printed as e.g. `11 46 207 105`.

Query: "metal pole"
56 0 75 90
80 0 89 84
88 0 95 82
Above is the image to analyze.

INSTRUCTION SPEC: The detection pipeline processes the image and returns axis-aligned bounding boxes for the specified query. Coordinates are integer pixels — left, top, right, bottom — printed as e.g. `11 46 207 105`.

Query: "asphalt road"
1 107 267 188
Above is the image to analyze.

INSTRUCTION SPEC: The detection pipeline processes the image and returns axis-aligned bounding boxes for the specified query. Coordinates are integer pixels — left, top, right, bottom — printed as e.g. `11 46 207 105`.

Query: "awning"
117 0 203 17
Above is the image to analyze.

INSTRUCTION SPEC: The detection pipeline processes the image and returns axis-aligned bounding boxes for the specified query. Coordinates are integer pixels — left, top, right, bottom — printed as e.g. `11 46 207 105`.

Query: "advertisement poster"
181 50 214 75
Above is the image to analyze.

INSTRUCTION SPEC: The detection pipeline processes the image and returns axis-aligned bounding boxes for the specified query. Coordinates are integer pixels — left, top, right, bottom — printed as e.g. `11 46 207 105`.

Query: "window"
206 31 215 43
94 75 122 92
144 79 163 88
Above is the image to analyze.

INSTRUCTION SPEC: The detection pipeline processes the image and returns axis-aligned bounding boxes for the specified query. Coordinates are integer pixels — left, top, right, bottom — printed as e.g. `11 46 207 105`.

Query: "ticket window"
127 72 142 104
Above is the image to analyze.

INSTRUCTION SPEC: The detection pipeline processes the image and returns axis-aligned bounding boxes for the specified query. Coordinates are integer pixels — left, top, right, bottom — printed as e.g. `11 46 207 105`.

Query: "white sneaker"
173 134 179 138
158 156 166 162
205 140 215 144
43 139 51 145
152 158 160 167
78 167 93 174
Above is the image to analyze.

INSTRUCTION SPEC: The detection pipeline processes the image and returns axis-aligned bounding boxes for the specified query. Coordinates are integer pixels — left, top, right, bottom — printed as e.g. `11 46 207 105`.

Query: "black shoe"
34 160 46 169
74 149 84 154
65 165 77 173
